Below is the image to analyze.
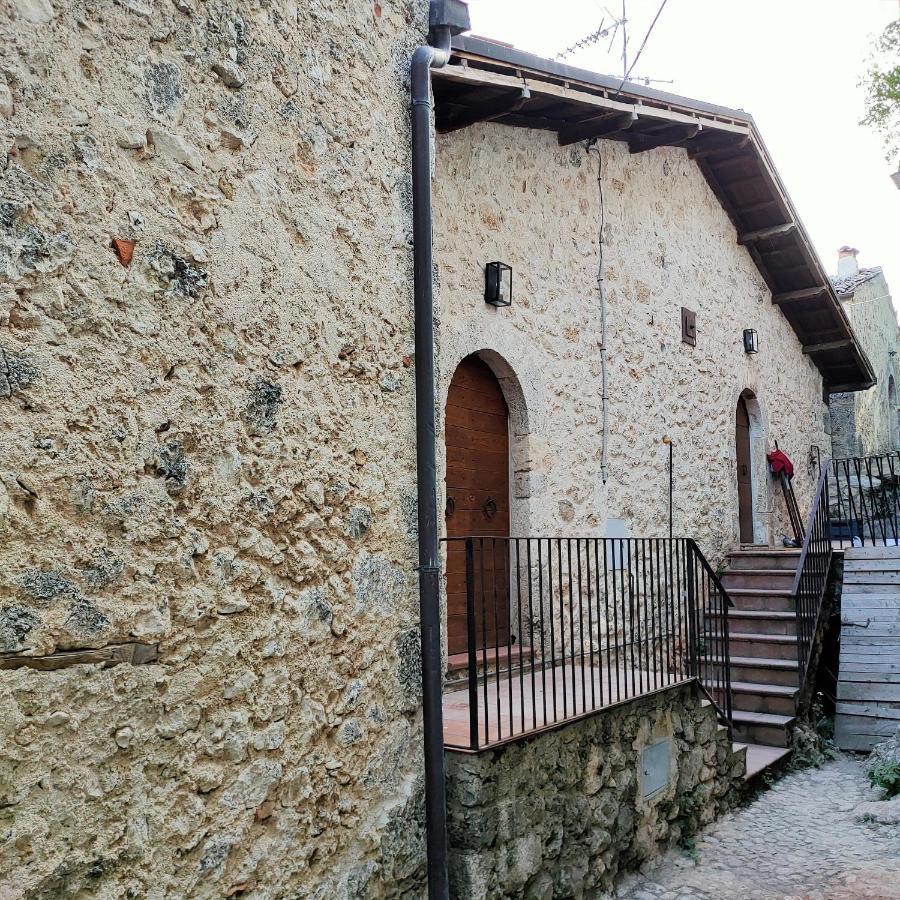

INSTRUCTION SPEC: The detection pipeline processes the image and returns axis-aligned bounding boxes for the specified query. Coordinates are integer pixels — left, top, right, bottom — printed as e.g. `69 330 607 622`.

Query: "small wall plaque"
640 739 672 799
681 307 697 346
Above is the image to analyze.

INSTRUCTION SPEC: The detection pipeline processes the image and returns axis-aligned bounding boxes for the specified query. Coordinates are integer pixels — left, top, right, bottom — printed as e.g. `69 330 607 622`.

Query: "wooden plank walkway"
834 546 900 751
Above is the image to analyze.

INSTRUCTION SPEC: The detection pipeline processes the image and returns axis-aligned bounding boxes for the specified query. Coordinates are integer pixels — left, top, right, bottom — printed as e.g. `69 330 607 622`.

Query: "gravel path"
616 755 900 900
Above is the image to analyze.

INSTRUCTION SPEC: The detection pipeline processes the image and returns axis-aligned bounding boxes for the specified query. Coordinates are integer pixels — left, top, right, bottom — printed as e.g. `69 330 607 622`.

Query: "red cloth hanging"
767 448 794 478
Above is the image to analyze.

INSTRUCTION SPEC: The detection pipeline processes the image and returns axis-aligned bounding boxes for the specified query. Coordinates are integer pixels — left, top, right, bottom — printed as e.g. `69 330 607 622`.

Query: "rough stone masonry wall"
0 2 429 898
830 273 900 458
434 126 830 563
445 682 744 899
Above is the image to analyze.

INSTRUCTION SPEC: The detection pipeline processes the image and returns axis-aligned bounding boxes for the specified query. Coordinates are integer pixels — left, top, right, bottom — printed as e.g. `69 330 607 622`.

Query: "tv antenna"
555 0 672 89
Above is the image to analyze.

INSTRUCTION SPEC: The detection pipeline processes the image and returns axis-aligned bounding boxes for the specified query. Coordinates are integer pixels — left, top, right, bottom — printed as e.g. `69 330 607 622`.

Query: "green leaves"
860 20 900 166
867 759 900 798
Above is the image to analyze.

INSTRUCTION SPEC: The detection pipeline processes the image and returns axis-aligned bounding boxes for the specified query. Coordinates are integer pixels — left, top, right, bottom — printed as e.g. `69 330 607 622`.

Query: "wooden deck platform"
834 546 900 751
442 662 690 750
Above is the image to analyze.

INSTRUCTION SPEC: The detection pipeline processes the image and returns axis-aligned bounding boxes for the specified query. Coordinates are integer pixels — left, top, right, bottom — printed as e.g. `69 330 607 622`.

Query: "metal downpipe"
412 24 452 900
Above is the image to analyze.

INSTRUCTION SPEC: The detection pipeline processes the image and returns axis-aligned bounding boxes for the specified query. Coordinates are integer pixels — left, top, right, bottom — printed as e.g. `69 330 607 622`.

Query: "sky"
464 0 899 286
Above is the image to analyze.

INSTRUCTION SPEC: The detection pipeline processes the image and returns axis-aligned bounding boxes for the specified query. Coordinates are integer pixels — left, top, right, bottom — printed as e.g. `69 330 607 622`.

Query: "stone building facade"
434 126 830 562
829 251 900 458
0 3 875 899
1 2 432 897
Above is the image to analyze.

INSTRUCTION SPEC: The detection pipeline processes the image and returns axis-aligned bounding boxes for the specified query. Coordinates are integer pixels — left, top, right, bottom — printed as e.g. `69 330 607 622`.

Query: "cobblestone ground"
616 755 900 900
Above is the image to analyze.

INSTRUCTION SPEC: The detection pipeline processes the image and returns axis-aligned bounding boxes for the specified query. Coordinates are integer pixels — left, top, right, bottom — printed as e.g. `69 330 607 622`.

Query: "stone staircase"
715 547 803 778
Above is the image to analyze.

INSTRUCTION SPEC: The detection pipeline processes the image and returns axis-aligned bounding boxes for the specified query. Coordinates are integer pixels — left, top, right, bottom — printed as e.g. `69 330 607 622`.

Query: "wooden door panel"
443 445 508 474
445 546 501 570
444 509 509 535
446 423 510 453
444 490 510 513
736 395 754 543
448 616 511 655
445 355 511 655
445 384 508 416
445 404 508 431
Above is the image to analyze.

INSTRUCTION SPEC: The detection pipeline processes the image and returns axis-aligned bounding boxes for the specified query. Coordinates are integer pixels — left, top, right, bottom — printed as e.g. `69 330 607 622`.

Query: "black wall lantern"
485 261 512 307
743 328 759 354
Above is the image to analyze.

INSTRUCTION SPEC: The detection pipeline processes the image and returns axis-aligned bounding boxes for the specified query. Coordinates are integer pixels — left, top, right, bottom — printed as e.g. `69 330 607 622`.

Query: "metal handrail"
442 536 732 751
828 452 900 549
790 462 831 597
690 539 736 608
792 461 833 684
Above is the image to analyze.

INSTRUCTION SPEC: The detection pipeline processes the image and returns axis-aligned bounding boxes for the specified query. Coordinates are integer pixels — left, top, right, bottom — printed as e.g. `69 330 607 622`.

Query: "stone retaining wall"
445 682 744 899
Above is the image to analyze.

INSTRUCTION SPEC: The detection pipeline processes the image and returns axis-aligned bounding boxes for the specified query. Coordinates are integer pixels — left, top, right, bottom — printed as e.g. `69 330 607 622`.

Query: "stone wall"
0 2 429 897
445 682 744 899
830 272 900 458
0 4 850 896
434 126 831 562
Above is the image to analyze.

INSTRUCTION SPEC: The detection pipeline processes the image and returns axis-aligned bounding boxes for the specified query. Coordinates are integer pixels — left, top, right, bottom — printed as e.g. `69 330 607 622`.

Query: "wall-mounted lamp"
485 261 512 307
743 328 759 354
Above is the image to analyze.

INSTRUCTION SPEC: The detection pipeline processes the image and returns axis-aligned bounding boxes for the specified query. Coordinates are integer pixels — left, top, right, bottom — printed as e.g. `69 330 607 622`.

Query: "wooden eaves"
433 36 876 394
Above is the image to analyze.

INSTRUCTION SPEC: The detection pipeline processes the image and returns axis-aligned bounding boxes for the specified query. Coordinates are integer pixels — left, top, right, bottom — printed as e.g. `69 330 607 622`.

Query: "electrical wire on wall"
588 137 610 485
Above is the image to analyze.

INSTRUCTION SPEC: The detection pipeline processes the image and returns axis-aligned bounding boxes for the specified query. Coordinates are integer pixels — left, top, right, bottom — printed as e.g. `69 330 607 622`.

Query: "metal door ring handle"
483 496 497 520
445 497 455 518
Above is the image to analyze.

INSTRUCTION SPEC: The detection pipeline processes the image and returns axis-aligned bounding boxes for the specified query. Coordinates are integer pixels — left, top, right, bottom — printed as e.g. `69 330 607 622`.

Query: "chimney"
838 245 859 277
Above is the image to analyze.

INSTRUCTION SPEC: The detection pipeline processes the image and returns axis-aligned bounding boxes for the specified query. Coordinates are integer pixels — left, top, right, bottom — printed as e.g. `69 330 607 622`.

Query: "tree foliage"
861 19 900 166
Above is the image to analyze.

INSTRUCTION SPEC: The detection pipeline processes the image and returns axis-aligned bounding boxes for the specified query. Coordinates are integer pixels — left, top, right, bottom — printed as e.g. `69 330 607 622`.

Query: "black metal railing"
793 463 833 683
828 452 900 548
442 536 732 751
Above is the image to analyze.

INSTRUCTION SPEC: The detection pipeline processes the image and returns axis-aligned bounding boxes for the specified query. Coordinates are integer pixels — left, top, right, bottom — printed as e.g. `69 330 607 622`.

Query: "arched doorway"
889 375 898 448
444 354 510 656
736 392 754 544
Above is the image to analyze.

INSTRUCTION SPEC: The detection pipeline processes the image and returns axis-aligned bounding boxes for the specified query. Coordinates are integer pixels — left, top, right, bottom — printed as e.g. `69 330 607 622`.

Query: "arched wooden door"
736 394 754 543
445 355 510 657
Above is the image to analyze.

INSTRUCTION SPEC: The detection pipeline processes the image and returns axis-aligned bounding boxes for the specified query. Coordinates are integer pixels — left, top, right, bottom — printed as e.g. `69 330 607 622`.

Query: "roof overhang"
433 36 876 394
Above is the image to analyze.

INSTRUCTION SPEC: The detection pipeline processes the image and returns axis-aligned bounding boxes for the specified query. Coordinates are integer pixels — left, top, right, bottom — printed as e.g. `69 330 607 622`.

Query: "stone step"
727 549 802 570
721 569 796 590
736 742 793 780
729 740 749 778
731 680 799 716
708 608 798 635
712 654 800 687
727 588 796 613
728 632 798 661
731 709 795 748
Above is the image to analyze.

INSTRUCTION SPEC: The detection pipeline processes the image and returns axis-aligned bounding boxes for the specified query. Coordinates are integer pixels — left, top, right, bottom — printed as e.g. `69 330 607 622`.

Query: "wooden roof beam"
558 110 638 146
721 172 765 190
828 380 877 394
434 64 750 136
803 339 854 355
772 287 828 304
629 123 701 154
733 197 782 215
437 86 532 133
738 222 797 245
688 135 751 159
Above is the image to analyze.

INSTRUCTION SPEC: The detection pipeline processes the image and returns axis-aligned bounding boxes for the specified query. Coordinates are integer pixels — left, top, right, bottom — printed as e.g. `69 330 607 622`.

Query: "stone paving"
616 755 900 900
